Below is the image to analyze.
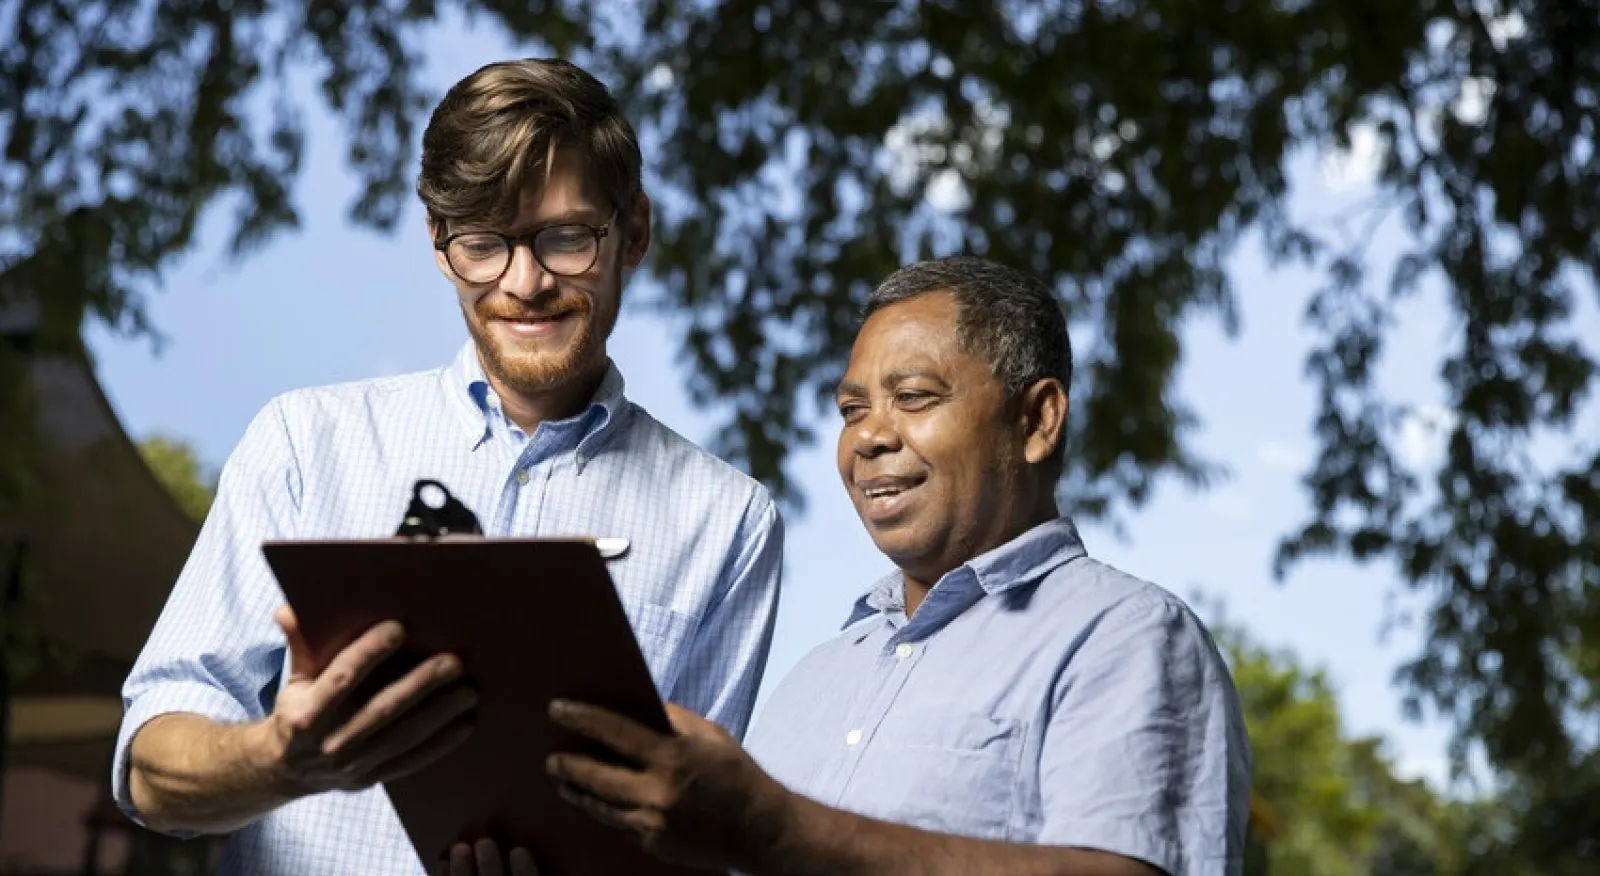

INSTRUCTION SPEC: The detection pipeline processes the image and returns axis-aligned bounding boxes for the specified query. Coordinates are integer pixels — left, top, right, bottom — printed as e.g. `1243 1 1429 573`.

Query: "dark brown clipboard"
261 536 716 876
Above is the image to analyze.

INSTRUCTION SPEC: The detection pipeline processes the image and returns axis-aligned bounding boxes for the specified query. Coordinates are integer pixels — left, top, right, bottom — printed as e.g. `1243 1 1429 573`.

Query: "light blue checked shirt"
114 340 783 876
744 518 1251 876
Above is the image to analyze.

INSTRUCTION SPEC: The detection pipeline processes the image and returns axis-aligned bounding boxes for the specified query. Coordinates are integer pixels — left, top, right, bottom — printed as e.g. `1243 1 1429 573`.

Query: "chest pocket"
843 707 1023 841
620 599 700 696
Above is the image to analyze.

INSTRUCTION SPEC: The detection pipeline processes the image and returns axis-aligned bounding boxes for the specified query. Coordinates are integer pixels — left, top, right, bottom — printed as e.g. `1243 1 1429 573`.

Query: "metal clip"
395 479 484 538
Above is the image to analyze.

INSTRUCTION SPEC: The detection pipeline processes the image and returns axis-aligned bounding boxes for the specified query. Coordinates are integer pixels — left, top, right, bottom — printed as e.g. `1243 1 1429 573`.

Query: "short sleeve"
1037 596 1253 876
667 491 783 740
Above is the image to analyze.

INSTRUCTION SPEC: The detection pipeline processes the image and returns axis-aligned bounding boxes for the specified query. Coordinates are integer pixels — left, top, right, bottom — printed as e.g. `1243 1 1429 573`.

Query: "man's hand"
429 839 539 876
545 700 793 873
125 606 479 835
256 605 478 795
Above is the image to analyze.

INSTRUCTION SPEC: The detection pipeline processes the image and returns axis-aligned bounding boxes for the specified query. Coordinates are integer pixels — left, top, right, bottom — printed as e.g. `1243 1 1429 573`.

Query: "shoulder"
610 403 778 523
221 368 447 475
1046 556 1217 647
1045 557 1237 703
254 368 453 448
269 368 446 427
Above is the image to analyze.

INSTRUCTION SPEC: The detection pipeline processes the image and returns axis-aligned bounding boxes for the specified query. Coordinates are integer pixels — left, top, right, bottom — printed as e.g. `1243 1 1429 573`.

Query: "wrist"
238 717 302 801
742 783 817 876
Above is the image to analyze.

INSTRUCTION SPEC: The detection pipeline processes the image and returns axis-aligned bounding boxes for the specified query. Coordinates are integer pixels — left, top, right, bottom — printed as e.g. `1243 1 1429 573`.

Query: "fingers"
508 847 538 876
280 618 407 737
323 650 463 756
474 839 505 876
362 712 477 786
447 842 474 876
546 752 657 809
556 783 636 831
334 684 478 781
548 700 660 762
440 840 535 876
550 783 649 837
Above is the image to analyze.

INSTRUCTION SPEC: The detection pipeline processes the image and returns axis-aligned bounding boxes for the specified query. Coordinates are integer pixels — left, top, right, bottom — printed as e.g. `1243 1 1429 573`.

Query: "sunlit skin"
428 148 651 431
835 292 1068 616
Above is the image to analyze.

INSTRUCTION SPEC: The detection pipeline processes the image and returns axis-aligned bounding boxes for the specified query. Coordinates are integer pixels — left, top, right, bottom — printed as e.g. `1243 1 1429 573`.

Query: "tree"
4 0 1597 857
1205 606 1483 876
137 435 216 523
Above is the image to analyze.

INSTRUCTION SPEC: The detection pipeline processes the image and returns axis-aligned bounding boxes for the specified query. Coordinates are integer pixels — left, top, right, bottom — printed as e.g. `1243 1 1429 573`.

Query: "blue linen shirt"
114 340 784 876
744 518 1251 876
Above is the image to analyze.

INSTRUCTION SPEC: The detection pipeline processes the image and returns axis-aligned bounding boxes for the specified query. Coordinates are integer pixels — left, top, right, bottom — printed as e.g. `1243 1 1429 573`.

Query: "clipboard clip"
395 479 484 539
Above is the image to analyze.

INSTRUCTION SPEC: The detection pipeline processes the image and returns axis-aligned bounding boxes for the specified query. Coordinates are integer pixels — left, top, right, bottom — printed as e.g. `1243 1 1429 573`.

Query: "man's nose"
849 406 901 458
500 244 556 301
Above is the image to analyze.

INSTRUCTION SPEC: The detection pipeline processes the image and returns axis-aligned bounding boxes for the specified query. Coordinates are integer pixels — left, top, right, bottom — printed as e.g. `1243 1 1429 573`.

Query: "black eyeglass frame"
433 213 616 283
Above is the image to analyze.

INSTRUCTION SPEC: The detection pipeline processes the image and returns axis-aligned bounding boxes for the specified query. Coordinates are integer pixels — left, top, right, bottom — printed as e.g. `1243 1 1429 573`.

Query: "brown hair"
417 58 642 231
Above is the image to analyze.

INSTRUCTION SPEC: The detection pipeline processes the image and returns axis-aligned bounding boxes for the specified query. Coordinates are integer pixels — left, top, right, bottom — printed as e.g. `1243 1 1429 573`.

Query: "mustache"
476 294 591 321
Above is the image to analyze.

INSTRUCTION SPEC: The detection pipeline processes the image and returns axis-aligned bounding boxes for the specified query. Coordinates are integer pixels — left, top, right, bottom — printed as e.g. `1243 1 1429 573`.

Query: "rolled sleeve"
112 398 304 828
668 491 783 740
1038 596 1252 876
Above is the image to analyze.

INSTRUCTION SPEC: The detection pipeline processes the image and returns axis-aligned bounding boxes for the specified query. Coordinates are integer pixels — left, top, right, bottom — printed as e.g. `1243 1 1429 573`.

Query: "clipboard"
261 480 714 876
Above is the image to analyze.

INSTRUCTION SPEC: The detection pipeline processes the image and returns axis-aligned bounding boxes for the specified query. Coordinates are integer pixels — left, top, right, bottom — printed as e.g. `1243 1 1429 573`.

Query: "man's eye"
895 392 935 408
837 403 866 421
541 228 592 252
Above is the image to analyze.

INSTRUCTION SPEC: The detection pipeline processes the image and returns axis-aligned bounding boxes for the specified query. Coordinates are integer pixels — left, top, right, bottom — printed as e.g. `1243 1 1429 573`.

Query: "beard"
466 283 618 398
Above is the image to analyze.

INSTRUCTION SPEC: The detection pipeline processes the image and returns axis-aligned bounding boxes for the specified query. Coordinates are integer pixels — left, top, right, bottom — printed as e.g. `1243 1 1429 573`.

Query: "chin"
485 346 582 390
865 530 928 572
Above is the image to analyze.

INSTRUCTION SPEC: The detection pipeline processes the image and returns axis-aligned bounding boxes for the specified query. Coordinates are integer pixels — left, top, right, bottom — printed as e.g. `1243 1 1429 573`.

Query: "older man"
460 256 1252 876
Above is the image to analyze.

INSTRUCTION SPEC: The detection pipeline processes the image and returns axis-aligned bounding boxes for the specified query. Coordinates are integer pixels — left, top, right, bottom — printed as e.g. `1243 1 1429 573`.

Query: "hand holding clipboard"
263 479 712 876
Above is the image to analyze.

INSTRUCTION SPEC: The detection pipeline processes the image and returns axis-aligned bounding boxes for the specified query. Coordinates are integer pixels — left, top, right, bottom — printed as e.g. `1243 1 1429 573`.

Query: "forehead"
843 292 984 381
505 148 608 228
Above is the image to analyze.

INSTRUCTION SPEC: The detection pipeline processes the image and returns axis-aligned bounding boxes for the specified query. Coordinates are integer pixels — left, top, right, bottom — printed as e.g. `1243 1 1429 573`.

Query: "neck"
488 356 609 435
900 494 1060 619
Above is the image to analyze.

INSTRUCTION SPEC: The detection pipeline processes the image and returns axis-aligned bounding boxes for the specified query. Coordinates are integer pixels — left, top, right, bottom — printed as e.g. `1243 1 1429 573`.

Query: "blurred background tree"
3 0 1596 867
1206 600 1478 876
136 435 217 523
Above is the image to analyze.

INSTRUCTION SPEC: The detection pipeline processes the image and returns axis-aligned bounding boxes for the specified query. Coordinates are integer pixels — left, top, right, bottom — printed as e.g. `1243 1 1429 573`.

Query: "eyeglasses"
435 214 615 284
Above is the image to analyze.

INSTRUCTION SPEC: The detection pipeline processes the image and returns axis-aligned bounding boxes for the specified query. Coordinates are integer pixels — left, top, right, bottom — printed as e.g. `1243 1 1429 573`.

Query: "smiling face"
835 291 1067 590
431 147 650 401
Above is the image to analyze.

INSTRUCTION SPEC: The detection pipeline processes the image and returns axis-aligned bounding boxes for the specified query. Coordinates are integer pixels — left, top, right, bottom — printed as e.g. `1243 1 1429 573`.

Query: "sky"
79 14 1597 793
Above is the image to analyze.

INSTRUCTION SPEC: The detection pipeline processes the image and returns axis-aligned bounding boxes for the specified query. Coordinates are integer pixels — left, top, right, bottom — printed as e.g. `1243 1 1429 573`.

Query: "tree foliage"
3 0 1598 861
137 435 217 523
1209 608 1469 876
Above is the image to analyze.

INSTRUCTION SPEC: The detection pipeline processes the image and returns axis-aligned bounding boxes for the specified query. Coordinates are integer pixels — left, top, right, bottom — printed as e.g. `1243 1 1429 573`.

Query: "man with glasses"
111 58 784 876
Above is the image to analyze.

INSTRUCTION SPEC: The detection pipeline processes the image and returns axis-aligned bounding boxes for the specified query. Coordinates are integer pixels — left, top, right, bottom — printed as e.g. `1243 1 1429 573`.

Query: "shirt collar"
843 517 1089 635
442 339 629 458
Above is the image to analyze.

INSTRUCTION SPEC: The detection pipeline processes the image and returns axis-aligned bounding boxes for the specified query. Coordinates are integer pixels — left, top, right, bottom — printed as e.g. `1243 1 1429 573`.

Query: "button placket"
823 636 923 807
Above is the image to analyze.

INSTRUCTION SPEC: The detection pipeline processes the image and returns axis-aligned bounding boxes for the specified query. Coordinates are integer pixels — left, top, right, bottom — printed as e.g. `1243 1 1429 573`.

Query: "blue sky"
82 15 1597 792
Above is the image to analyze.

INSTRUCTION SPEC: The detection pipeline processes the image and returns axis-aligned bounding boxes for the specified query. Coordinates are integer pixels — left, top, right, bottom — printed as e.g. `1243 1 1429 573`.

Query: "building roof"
3 295 200 780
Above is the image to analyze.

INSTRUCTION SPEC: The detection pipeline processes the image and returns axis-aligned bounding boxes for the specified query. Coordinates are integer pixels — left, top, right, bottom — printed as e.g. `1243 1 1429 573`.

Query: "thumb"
664 703 716 738
274 604 316 681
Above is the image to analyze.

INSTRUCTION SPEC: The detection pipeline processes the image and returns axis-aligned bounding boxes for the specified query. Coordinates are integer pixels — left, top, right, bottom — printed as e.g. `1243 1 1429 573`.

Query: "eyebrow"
883 366 945 387
527 208 610 228
834 367 947 399
458 209 610 236
835 380 868 399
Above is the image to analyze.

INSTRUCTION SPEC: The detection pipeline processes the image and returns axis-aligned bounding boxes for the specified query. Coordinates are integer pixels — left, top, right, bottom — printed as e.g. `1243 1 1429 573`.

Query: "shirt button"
515 469 531 485
895 643 914 660
845 729 863 747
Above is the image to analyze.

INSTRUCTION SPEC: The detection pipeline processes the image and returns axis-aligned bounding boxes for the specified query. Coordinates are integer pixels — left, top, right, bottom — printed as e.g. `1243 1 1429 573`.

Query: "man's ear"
622 192 652 268
1020 378 1069 465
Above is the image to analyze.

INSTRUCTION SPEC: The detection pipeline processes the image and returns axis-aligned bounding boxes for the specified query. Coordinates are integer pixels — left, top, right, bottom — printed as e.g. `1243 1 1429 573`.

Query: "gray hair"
864 256 1073 398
